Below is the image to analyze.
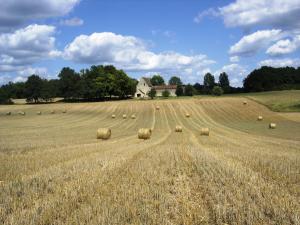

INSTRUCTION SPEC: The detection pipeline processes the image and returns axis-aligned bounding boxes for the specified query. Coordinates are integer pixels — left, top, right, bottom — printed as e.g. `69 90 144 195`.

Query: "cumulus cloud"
266 35 300 56
230 56 240 63
63 32 215 73
215 63 248 87
229 29 283 56
0 24 59 72
0 0 80 29
259 58 300 68
220 0 300 29
194 8 220 23
60 17 84 26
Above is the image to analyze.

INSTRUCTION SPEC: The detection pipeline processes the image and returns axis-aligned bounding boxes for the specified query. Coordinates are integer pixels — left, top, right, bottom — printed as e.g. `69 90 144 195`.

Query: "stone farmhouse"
134 77 177 98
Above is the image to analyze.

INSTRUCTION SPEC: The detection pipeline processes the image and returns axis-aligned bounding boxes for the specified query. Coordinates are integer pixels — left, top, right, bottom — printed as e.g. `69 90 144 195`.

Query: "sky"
0 0 300 87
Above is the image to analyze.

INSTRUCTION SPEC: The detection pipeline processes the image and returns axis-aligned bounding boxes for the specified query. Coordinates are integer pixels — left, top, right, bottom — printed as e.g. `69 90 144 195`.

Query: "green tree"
203 73 215 94
41 80 58 102
212 86 224 96
184 84 195 96
175 85 184 96
162 90 170 98
219 72 230 93
169 76 182 86
148 88 156 99
24 75 44 103
150 75 165 86
0 87 13 104
58 67 81 99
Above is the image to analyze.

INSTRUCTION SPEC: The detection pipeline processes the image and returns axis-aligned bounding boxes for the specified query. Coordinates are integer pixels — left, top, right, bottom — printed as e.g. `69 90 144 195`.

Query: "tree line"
243 66 300 92
0 65 137 104
1 65 299 104
148 72 238 98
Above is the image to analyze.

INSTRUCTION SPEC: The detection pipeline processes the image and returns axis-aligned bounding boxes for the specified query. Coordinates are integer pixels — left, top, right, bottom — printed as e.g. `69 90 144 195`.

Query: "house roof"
153 85 177 90
141 77 152 87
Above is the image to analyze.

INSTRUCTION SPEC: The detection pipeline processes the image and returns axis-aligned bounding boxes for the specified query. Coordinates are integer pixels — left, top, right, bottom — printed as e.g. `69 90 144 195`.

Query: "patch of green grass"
229 90 300 112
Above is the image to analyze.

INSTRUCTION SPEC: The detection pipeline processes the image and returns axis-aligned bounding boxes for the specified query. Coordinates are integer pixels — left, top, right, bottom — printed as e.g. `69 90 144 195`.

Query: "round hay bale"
138 128 152 140
257 116 263 121
200 128 210 136
122 114 127 119
97 128 111 140
37 111 42 115
111 114 116 119
243 101 247 105
18 111 25 116
50 110 55 114
156 106 160 110
131 114 136 119
269 123 276 129
185 113 190 118
175 125 183 132
6 111 11 115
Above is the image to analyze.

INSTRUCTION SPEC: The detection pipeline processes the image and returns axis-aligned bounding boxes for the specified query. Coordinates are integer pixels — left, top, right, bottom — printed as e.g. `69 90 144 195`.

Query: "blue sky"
0 0 300 87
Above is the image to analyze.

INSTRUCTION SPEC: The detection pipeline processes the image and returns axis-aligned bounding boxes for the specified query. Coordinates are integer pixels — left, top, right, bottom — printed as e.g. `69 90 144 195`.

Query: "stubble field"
0 96 299 225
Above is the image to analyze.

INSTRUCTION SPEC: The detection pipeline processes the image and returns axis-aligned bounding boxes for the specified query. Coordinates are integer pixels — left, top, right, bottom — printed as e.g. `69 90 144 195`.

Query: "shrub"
212 86 224 96
162 90 170 98
148 88 156 99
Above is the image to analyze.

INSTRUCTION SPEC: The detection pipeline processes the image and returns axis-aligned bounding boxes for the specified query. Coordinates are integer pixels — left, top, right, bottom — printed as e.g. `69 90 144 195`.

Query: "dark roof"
153 85 177 90
141 77 152 87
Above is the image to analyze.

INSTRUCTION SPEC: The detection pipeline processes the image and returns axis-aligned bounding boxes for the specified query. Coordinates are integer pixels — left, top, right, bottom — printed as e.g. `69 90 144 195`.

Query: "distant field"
244 90 300 112
0 96 299 224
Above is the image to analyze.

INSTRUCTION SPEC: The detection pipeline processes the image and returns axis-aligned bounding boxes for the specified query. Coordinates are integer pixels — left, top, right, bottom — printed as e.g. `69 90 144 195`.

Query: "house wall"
156 89 177 97
134 78 151 98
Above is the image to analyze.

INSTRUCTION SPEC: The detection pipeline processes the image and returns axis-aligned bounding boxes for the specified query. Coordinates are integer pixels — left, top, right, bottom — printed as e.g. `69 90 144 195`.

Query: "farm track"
0 98 299 224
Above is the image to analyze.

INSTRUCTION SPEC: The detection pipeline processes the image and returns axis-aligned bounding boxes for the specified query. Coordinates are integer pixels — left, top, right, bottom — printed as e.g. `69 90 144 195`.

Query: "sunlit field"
0 95 299 224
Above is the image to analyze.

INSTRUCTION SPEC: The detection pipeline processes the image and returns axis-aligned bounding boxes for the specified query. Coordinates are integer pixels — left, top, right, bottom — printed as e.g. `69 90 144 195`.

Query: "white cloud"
220 0 300 29
13 76 27 83
194 8 220 23
0 0 80 29
215 63 248 87
63 32 215 73
230 56 240 63
229 29 282 56
60 17 84 26
17 67 48 76
259 58 300 68
266 35 300 56
0 24 59 72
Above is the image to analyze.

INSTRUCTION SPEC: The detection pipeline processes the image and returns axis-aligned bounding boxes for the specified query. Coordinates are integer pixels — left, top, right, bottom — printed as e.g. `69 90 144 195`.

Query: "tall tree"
169 76 182 86
150 75 165 86
24 75 44 103
0 87 12 104
204 73 215 88
203 73 215 94
219 72 230 93
58 67 82 99
175 85 184 96
184 84 195 96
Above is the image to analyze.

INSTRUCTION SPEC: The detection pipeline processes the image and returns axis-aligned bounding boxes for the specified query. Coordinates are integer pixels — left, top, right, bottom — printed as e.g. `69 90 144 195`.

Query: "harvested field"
0 97 299 224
